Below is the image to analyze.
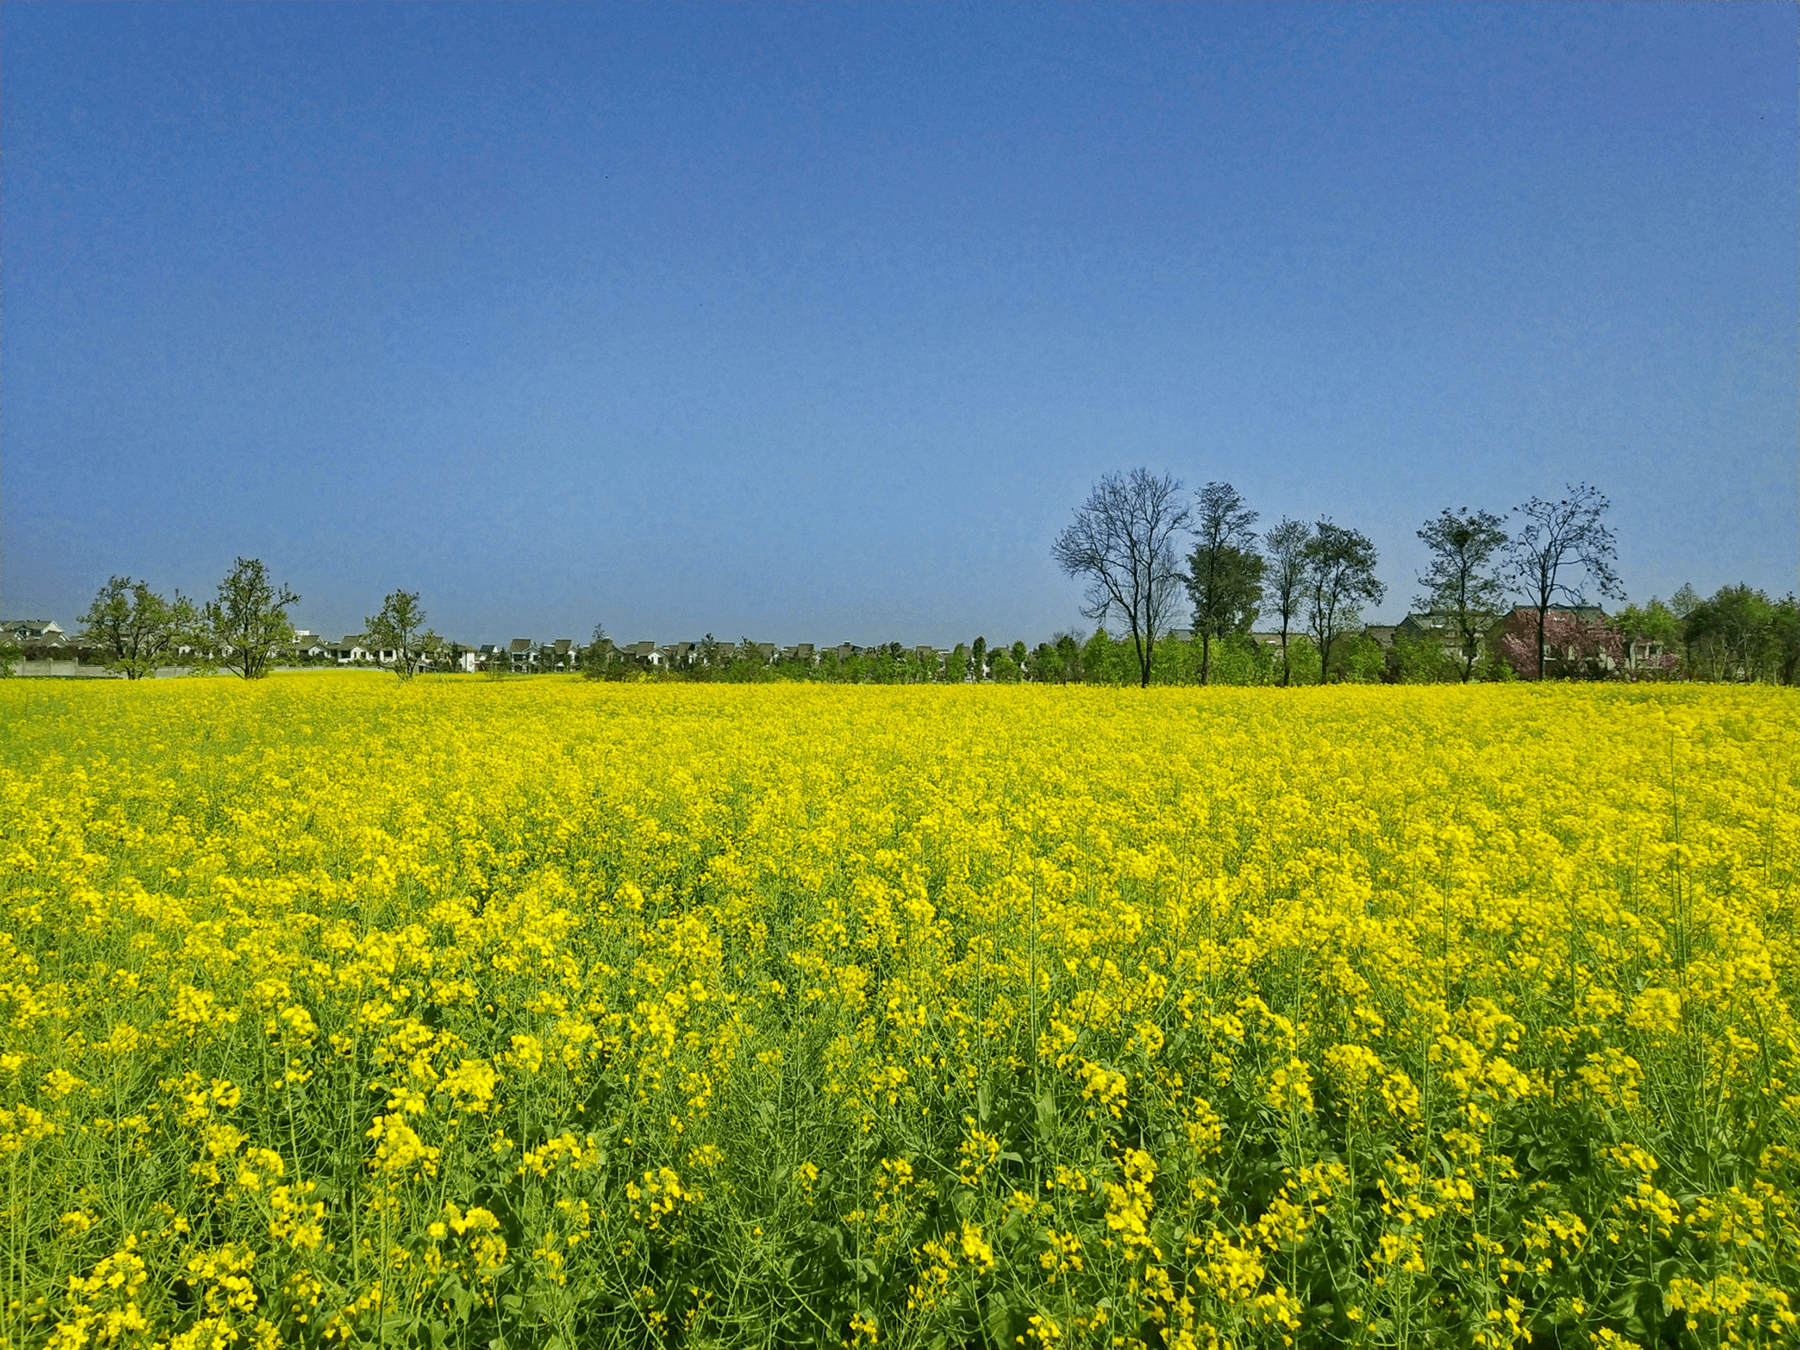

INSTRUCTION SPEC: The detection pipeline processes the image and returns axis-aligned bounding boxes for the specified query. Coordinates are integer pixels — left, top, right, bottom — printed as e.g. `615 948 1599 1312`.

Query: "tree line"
0 560 441 682
1049 469 1644 687
9 504 1796 684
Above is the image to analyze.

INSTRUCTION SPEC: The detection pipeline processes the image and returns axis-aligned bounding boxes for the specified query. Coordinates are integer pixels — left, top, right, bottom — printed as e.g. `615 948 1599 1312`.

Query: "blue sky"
4 3 1794 646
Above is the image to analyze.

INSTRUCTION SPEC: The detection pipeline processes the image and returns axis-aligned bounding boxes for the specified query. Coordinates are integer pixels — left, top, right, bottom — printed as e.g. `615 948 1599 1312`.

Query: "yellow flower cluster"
2 675 1797 1348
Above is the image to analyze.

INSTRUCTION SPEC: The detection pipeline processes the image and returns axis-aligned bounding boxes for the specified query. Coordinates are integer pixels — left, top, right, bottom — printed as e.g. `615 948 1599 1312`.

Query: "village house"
1624 634 1670 671
1492 605 1619 676
2 618 66 646
290 633 331 662
1395 611 1454 644
332 635 371 665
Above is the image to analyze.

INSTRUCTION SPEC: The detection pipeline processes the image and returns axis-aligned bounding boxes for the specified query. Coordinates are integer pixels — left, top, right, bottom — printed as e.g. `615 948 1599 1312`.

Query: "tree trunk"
1200 631 1211 686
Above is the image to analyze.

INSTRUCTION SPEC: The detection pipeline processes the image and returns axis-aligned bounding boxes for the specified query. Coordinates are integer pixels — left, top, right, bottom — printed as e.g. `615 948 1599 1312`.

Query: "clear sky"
4 3 1795 647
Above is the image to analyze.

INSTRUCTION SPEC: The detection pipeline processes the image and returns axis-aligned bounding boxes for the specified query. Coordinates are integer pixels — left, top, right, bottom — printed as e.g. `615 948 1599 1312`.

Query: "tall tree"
1774 596 1800 687
1415 507 1508 683
1051 468 1190 688
970 636 987 682
1505 483 1623 681
1684 584 1778 682
205 558 300 680
76 576 199 679
945 643 968 684
365 589 436 679
1303 521 1385 685
1186 482 1263 685
1262 518 1312 687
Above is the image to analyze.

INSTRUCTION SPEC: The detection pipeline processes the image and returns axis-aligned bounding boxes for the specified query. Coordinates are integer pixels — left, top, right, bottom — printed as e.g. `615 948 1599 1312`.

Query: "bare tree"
1052 468 1190 687
1186 482 1262 686
1505 484 1623 680
1262 517 1311 687
1303 521 1385 684
77 576 200 679
1415 508 1508 682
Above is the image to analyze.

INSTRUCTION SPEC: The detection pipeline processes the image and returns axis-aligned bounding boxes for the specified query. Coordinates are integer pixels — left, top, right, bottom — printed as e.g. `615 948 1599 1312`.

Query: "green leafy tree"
1415 507 1508 682
1051 468 1191 688
581 624 616 680
970 637 987 682
1685 584 1781 682
945 644 968 684
77 576 199 679
204 558 300 680
1262 518 1311 687
1611 598 1682 677
1393 633 1458 684
869 645 902 685
365 590 434 679
1149 631 1199 684
1303 522 1385 685
1285 632 1320 682
732 637 771 680
1338 631 1389 683
1773 596 1800 686
1504 483 1623 680
1186 482 1263 685
1081 627 1130 685
1209 630 1274 686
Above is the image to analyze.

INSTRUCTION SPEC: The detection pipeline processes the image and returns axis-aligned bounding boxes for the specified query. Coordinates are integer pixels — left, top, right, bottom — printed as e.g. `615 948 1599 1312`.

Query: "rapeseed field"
1 676 1796 1349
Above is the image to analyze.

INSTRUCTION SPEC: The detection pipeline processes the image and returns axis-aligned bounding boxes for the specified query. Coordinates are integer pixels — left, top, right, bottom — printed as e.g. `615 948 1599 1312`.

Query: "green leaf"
985 1294 1020 1347
448 1278 477 1318
1034 1091 1058 1138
